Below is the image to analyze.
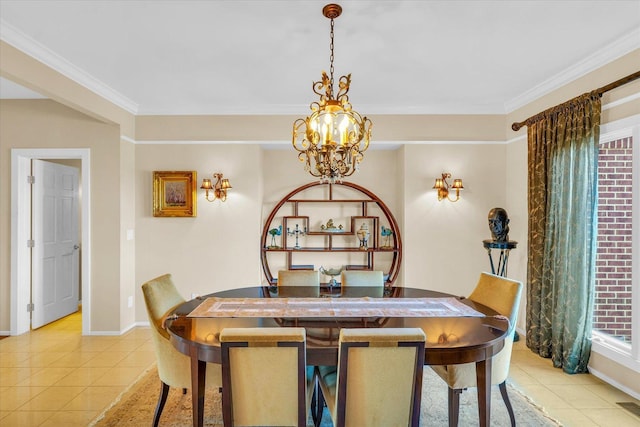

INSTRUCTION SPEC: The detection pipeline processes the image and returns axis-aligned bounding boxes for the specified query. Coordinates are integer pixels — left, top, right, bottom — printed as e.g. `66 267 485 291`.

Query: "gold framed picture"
153 171 197 217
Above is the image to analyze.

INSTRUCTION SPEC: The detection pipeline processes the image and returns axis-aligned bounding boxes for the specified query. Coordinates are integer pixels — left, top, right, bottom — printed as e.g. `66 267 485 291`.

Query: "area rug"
90 364 561 426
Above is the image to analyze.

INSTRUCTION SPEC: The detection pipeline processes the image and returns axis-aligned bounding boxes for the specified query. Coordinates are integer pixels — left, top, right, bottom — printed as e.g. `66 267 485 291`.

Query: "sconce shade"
201 179 213 190
452 179 464 189
220 178 232 190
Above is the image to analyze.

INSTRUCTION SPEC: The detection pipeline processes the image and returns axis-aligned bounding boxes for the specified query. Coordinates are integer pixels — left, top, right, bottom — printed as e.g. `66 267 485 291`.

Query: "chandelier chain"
329 17 335 93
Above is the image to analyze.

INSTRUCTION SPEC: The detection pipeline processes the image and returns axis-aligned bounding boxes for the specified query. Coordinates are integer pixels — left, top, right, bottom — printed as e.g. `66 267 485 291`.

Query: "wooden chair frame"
334 339 426 427
220 337 307 427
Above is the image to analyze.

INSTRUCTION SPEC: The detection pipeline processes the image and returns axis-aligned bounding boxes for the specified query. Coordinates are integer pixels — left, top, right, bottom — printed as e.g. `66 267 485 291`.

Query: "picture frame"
153 171 197 217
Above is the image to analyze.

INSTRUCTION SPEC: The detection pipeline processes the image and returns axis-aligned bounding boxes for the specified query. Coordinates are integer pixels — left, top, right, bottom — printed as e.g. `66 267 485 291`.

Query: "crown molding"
505 28 640 114
0 19 139 114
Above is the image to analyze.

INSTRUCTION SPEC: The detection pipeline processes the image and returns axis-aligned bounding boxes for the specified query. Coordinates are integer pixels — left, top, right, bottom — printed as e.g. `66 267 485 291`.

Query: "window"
591 115 639 375
595 135 633 344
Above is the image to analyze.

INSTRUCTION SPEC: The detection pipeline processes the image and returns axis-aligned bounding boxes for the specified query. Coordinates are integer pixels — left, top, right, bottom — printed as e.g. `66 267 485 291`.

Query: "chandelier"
292 4 372 183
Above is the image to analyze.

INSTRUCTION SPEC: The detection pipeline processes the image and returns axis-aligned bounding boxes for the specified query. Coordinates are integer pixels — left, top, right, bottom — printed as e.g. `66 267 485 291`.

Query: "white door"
32 159 80 329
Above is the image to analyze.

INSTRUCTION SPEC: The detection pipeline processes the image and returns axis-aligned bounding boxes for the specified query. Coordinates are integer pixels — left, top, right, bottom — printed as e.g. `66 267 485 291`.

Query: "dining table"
165 285 511 427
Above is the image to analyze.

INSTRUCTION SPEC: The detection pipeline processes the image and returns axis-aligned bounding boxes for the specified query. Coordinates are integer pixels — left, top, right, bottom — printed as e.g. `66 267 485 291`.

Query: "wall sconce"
201 173 232 202
433 172 463 202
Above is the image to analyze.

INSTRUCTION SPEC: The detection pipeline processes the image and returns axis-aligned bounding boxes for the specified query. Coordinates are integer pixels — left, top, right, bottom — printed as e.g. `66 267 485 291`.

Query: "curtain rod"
511 70 640 131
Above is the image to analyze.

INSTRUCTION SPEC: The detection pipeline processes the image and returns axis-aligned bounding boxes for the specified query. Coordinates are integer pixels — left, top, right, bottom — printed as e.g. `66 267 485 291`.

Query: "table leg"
190 353 206 427
475 358 492 427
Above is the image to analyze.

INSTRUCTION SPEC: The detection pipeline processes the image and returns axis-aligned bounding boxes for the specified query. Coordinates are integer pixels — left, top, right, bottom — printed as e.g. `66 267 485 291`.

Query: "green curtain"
525 91 601 374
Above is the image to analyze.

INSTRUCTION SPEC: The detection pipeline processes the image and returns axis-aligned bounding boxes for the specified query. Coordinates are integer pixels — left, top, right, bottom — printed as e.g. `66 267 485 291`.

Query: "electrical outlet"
127 296 133 308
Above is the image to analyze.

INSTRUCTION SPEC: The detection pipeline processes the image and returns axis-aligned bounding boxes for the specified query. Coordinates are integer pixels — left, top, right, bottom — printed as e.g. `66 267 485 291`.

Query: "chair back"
340 270 384 297
278 270 320 297
220 327 308 427
468 272 523 384
326 328 426 427
142 274 221 390
142 274 191 388
469 272 522 329
341 270 384 287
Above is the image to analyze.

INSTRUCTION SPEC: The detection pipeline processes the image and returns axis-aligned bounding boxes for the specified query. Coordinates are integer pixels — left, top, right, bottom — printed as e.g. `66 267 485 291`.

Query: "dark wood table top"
166 286 510 366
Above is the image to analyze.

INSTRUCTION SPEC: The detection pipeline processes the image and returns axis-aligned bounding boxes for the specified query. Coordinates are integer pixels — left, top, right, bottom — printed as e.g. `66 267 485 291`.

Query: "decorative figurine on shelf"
287 224 306 250
268 225 282 249
320 266 343 287
488 207 510 242
380 225 393 249
356 223 370 250
321 219 344 232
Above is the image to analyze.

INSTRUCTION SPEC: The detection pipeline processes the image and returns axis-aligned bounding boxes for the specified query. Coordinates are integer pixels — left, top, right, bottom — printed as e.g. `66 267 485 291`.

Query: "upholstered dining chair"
430 272 523 427
317 328 426 427
219 327 316 427
142 274 222 427
278 270 320 297
340 270 384 287
340 270 384 298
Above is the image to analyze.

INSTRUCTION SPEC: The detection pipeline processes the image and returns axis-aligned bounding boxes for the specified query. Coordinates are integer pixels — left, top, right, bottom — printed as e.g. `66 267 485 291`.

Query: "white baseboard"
85 321 150 336
588 366 640 401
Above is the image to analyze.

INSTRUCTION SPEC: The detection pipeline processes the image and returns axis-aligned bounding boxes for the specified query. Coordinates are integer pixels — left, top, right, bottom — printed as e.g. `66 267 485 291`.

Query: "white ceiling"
0 0 639 116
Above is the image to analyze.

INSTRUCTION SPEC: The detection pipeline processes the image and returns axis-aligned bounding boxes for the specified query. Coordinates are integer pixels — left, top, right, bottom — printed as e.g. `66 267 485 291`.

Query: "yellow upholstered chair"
318 328 426 427
219 327 315 427
278 270 320 297
430 272 523 427
340 270 384 298
142 274 222 427
340 270 384 287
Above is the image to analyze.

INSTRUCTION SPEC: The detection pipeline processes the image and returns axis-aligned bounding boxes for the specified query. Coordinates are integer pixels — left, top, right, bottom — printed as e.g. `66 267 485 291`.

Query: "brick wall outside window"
595 136 633 343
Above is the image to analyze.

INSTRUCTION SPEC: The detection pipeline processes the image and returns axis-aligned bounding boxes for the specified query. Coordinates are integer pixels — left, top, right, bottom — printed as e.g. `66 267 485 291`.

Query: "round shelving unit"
260 181 402 286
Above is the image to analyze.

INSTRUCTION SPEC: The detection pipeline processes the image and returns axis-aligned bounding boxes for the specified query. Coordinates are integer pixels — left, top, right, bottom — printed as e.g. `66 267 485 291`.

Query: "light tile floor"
0 311 154 427
509 339 640 426
1 312 639 426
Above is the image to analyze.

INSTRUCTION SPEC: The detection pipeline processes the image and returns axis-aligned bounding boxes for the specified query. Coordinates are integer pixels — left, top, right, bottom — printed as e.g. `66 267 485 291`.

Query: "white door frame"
11 148 91 335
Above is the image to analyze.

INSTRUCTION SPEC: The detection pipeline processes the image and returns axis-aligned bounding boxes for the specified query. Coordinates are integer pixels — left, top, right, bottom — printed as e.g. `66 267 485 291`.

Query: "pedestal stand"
483 239 519 340
482 240 517 277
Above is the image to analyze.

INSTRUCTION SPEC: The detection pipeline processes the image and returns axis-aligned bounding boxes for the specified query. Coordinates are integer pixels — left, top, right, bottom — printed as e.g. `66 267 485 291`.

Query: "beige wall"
135 114 506 142
134 144 264 317
402 143 508 296
260 148 402 282
120 139 136 328
0 99 123 332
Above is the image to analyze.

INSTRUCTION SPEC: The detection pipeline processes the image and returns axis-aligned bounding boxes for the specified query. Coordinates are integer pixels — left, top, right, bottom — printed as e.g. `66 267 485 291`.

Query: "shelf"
264 247 398 252
307 231 354 236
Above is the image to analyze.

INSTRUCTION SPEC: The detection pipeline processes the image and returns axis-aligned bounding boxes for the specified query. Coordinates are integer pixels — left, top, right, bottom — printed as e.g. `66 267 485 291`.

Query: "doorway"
10 148 91 335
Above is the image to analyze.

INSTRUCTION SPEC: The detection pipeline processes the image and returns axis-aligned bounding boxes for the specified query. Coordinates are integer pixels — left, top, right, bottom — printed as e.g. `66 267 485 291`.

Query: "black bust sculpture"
488 207 510 242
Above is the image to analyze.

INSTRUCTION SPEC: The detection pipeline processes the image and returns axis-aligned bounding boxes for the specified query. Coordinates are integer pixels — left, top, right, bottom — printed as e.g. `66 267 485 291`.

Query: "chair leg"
314 380 325 427
499 381 516 427
310 380 317 426
153 381 171 427
448 388 462 427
